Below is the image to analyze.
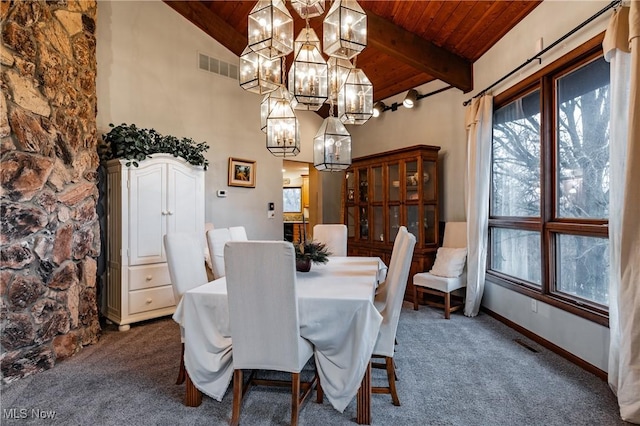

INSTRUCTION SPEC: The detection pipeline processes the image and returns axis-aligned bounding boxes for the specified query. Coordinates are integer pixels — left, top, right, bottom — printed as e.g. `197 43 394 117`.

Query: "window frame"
488 33 609 327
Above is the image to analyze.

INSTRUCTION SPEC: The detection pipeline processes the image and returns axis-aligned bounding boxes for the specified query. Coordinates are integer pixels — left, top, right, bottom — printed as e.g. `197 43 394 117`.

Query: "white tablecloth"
173 256 384 413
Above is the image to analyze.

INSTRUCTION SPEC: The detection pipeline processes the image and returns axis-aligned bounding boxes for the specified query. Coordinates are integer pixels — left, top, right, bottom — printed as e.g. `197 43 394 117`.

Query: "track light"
372 101 386 118
403 89 418 109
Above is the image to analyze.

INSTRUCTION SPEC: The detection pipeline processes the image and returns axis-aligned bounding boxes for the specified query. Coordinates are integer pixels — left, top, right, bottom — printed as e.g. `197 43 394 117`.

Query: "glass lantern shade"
291 0 325 19
260 86 297 133
239 47 282 94
293 26 321 55
337 68 373 125
327 56 353 104
323 0 367 60
314 117 352 171
289 28 328 111
248 0 294 59
266 92 300 157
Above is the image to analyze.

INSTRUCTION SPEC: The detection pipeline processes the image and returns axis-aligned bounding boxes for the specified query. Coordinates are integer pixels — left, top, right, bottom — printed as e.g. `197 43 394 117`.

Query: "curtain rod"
462 0 621 106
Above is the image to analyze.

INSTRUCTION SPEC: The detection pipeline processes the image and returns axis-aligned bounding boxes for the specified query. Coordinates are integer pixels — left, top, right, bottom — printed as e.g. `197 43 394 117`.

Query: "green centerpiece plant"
295 239 331 272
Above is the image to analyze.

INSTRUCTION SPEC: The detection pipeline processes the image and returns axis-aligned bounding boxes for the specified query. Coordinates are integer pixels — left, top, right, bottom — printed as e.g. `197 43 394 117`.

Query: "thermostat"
217 190 227 198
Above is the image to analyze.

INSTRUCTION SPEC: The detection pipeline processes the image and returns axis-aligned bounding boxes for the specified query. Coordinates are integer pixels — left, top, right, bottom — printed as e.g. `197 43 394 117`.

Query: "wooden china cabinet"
343 145 441 302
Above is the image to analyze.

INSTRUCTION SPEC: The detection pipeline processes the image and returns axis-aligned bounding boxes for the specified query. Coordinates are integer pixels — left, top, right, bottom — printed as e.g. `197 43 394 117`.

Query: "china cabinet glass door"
357 168 369 241
404 160 419 202
422 158 437 245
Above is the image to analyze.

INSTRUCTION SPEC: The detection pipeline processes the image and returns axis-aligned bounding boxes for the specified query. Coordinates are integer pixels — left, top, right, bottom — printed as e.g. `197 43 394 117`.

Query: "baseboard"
481 307 607 381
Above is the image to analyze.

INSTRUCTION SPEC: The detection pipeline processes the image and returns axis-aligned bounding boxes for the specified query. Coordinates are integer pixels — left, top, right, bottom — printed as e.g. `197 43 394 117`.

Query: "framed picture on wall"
228 157 256 188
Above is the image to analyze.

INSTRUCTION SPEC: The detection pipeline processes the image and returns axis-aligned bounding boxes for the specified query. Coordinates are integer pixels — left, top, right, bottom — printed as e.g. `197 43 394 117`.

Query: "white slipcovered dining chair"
229 225 248 241
312 224 347 257
413 221 468 319
374 226 407 312
203 223 215 279
164 232 210 385
225 241 316 426
371 226 416 406
206 228 232 279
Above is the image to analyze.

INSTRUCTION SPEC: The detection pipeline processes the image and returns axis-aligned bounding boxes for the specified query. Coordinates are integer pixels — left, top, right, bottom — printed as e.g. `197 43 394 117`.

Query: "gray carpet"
1 304 627 425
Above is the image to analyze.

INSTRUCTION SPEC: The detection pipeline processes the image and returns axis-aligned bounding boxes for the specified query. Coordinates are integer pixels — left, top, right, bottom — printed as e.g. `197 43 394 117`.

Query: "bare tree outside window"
554 57 610 305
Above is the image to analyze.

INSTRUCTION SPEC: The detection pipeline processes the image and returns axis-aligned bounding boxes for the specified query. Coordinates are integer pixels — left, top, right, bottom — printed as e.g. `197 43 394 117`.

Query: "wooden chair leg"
291 373 300 426
385 356 400 406
393 359 399 381
413 286 419 310
176 343 186 385
316 376 324 403
184 371 203 407
444 292 451 319
231 369 242 426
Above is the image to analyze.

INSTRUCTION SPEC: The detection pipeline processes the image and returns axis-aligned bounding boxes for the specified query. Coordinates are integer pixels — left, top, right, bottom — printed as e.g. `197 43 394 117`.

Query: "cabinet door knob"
167 210 174 215
161 211 167 215
145 275 153 281
146 298 153 304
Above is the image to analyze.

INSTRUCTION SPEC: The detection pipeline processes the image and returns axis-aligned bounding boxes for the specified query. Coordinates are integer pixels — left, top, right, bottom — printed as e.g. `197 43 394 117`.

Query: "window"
489 35 610 325
283 187 302 213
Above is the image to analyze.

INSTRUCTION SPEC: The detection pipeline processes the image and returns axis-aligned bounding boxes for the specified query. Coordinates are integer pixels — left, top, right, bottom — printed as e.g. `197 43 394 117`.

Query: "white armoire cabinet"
105 154 205 331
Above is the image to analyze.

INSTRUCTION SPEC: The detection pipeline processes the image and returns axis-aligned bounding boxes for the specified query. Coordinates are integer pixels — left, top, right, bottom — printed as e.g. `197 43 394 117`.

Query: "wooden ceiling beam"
365 9 473 93
163 1 247 56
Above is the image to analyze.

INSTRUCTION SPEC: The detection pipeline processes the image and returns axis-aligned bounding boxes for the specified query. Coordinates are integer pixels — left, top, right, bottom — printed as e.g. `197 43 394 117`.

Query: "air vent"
198 53 238 80
514 339 539 353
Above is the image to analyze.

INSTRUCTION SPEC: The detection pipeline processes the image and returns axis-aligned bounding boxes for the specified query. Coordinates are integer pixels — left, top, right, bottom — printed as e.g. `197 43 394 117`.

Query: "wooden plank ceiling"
165 0 541 103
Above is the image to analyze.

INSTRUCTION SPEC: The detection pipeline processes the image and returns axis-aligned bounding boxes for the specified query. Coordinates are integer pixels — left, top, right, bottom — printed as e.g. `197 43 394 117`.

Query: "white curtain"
464 95 493 317
603 3 640 423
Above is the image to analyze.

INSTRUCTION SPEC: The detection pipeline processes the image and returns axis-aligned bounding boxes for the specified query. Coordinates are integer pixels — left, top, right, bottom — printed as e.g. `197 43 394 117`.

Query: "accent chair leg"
413 286 419 310
444 292 451 319
231 369 242 426
176 343 186 385
386 356 400 406
291 372 300 426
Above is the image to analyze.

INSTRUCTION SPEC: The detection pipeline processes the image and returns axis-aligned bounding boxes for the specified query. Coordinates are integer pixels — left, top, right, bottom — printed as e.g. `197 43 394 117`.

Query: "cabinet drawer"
129 286 176 315
128 264 171 291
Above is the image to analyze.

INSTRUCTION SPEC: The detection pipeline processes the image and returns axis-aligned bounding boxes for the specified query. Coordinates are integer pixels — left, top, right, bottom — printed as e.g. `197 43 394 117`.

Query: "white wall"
96 0 323 240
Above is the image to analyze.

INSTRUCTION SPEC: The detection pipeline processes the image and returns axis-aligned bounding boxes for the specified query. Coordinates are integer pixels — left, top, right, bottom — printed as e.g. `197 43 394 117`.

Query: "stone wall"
1 0 100 383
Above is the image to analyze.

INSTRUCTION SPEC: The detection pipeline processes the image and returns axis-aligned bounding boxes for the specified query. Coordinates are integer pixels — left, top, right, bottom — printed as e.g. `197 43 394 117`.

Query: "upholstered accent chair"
413 222 468 319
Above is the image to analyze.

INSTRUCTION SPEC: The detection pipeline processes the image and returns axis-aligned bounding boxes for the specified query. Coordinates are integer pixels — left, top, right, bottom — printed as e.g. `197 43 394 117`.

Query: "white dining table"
172 256 386 424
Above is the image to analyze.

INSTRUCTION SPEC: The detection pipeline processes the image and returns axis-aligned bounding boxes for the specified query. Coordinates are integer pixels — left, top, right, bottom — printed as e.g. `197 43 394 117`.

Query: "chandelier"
323 0 367 60
247 0 294 59
241 0 371 170
265 85 300 157
289 27 328 111
314 113 352 171
338 67 373 124
239 47 282 94
291 0 325 19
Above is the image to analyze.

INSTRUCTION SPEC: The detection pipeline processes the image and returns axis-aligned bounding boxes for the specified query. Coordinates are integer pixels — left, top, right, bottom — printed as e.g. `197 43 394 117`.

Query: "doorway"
282 160 320 242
